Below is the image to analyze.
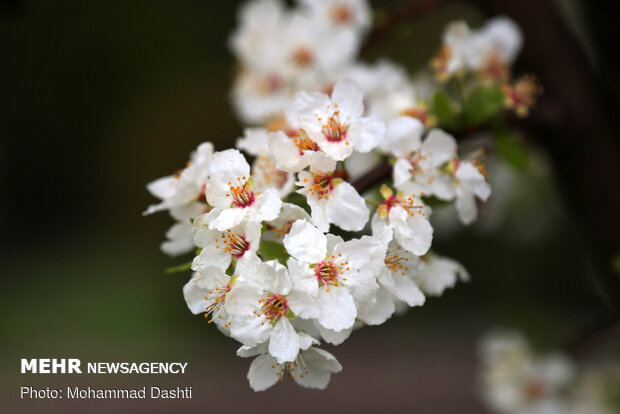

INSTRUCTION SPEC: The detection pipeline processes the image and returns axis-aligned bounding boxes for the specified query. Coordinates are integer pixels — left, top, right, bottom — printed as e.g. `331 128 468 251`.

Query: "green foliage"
258 241 290 265
422 195 452 209
284 192 310 213
164 261 192 274
431 90 460 130
462 86 505 126
496 132 529 171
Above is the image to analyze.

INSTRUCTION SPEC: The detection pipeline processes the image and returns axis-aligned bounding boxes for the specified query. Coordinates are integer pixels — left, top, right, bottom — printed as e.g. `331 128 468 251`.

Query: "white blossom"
206 149 282 231
295 80 385 161
371 185 433 256
283 219 378 331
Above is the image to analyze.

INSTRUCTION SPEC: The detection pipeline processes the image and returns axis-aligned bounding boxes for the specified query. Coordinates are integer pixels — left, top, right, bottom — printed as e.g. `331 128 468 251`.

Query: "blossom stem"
351 159 392 194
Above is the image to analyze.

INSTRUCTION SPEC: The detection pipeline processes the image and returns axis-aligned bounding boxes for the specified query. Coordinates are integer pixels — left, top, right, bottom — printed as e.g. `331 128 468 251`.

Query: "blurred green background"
1 0 617 412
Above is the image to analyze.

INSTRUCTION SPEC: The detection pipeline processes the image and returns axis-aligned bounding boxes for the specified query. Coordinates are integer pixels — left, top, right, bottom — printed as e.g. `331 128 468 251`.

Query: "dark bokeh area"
1 1 618 413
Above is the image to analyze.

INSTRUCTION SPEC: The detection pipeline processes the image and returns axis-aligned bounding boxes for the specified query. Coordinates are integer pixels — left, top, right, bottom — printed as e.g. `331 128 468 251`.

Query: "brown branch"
567 315 620 358
466 0 620 311
351 159 392 194
361 0 443 54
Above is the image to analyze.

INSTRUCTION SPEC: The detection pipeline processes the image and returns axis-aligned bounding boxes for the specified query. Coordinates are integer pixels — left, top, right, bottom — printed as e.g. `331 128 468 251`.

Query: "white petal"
208 149 250 181
287 257 318 297
306 196 330 233
333 238 375 270
455 192 478 225
269 131 305 172
293 348 342 389
318 325 353 345
325 234 344 253
393 158 414 188
356 287 396 325
315 138 354 161
283 220 327 263
391 207 433 256
456 162 491 201
331 79 364 119
317 286 357 332
287 290 320 319
191 245 231 271
225 287 260 316
326 182 369 231
247 354 279 391
208 208 247 231
384 116 423 157
341 268 379 301
252 188 282 222
236 127 270 156
229 313 271 345
427 172 457 200
182 275 209 315
390 272 426 307
349 116 385 153
146 175 177 200
414 256 469 296
298 332 318 350
268 319 300 363
236 342 268 358
160 222 194 256
421 129 457 167
306 151 337 173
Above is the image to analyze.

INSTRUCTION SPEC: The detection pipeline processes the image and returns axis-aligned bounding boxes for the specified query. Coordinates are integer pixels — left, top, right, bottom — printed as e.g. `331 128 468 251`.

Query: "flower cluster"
431 17 542 117
145 0 538 391
480 331 620 414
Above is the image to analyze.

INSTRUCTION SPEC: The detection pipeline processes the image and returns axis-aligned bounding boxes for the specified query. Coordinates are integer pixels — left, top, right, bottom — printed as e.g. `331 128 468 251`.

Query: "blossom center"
217 230 250 258
481 52 509 81
400 107 431 126
258 74 284 95
384 247 410 276
322 111 348 143
261 294 289 322
204 284 232 327
314 260 347 288
431 45 453 80
523 379 546 402
255 157 289 190
380 194 425 217
330 5 353 24
271 357 309 382
308 173 334 200
197 183 208 203
292 46 314 67
292 130 319 153
268 220 295 239
227 177 256 208
407 152 427 177
266 114 298 137
502 75 542 117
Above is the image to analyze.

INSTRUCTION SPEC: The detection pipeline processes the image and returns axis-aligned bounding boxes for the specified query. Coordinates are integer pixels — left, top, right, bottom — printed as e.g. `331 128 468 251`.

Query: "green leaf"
422 195 452 209
283 193 310 213
496 132 529 171
612 254 620 275
462 86 504 126
257 241 290 265
164 261 192 274
431 91 460 130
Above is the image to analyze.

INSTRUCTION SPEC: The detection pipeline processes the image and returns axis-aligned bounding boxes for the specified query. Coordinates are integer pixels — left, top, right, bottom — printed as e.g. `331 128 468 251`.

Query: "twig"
361 0 443 54
566 314 620 358
351 159 392 194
